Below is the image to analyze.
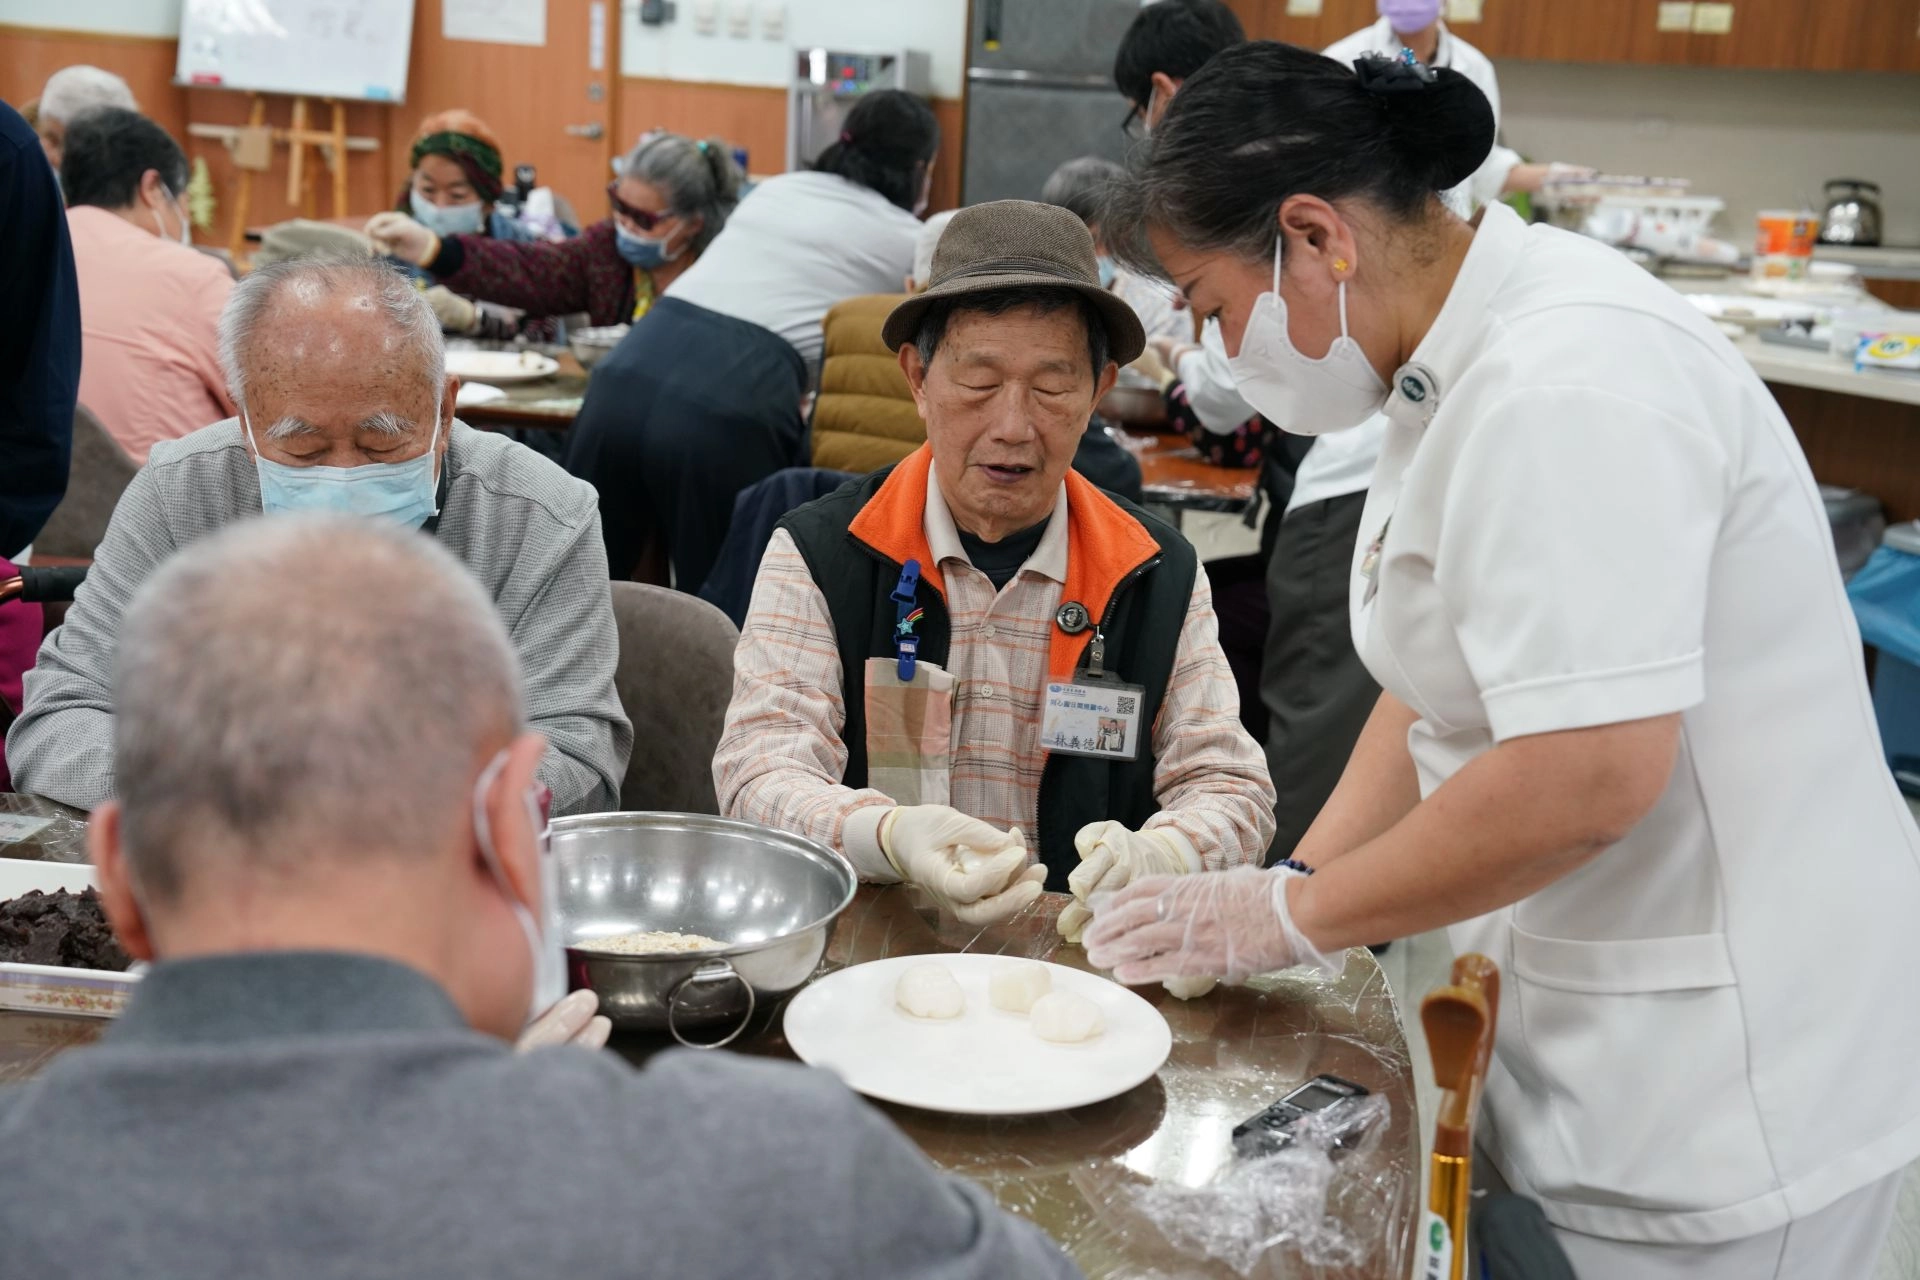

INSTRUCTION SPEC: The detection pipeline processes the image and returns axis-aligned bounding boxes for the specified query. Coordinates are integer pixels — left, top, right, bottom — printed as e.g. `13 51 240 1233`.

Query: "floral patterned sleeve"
1164 378 1269 469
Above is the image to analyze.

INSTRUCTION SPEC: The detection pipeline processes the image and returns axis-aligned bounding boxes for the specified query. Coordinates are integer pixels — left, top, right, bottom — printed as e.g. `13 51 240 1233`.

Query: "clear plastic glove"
515 988 612 1052
364 211 439 267
880 806 1045 926
424 285 479 334
1082 866 1341 986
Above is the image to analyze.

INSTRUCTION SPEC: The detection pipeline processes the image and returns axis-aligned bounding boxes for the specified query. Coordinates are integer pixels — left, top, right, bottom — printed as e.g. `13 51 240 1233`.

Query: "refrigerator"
961 0 1145 207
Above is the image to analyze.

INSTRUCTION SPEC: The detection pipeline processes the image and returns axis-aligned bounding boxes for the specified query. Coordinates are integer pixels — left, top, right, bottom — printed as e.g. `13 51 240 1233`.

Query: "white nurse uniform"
1354 202 1920 1272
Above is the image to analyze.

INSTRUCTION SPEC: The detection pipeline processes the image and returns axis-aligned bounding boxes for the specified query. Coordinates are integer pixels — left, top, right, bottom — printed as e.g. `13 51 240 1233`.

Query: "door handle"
565 122 605 140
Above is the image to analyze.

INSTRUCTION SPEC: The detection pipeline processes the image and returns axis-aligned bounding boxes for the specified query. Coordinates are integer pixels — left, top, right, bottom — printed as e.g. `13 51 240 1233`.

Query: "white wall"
1498 61 1920 248
620 0 969 98
0 0 181 36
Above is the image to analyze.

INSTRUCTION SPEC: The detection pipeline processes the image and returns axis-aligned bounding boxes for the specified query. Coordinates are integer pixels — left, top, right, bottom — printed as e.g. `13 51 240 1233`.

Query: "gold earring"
1333 258 1350 273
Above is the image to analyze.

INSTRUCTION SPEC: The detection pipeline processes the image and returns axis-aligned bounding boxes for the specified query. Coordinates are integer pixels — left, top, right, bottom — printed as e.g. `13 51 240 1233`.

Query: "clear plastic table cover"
728 886 1421 1280
0 794 89 865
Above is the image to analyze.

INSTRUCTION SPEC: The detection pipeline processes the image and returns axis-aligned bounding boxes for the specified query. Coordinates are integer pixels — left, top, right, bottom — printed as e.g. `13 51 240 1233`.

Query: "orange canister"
1753 210 1821 281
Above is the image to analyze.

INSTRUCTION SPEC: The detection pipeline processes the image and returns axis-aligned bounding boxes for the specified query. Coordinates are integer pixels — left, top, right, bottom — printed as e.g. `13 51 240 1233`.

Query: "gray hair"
39 65 137 124
1041 156 1125 230
218 256 445 411
113 514 524 903
618 131 742 256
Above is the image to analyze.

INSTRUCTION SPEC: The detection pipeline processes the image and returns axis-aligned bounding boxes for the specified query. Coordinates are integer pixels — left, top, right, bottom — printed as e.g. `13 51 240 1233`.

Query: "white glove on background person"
1083 866 1342 986
1057 821 1198 943
363 211 439 267
880 805 1046 926
423 285 478 334
515 989 612 1052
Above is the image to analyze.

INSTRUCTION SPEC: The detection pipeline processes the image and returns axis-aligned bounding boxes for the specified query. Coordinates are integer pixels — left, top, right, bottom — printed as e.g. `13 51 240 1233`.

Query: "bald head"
112 515 522 902
220 257 452 469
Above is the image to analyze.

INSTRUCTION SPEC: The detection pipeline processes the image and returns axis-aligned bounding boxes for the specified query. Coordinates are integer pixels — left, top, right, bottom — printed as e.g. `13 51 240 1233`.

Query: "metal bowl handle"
666 959 757 1050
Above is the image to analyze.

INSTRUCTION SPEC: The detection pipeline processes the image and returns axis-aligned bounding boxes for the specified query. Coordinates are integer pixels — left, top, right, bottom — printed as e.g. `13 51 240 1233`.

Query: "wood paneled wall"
1773 383 1920 524
4 26 970 247
618 78 965 214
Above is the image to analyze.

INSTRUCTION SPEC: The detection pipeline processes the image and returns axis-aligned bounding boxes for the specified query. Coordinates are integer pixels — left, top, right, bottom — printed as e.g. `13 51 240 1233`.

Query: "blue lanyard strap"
891 558 922 682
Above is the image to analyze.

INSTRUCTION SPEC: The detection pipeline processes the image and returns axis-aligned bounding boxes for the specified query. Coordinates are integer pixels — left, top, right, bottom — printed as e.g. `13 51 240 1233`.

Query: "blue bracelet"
1276 858 1314 876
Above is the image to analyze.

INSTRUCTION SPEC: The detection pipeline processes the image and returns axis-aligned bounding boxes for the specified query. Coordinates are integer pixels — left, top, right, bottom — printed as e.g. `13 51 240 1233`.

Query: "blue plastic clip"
892 559 922 682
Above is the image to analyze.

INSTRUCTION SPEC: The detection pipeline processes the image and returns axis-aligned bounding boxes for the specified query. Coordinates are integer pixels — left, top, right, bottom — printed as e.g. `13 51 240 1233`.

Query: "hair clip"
1353 51 1437 94
839 130 854 144
696 140 710 153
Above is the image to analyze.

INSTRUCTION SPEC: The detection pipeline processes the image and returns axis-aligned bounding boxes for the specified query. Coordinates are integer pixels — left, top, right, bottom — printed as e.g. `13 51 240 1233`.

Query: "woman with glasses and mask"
1083 43 1920 1280
367 129 739 332
562 89 936 594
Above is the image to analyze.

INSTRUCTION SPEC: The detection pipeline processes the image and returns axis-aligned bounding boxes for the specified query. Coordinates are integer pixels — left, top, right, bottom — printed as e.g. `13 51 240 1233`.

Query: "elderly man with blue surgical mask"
6 256 632 816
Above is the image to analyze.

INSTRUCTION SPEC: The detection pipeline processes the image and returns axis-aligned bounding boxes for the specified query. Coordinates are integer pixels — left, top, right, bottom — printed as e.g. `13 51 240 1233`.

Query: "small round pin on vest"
1055 601 1090 634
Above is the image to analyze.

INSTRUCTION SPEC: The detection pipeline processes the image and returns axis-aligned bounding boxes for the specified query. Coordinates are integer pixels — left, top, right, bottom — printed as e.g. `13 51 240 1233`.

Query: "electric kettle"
1819 180 1883 247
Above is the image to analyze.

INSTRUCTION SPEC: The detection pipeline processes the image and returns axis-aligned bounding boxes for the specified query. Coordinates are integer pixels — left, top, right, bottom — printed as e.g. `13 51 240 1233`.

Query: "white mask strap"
1271 239 1282 295
1337 280 1352 341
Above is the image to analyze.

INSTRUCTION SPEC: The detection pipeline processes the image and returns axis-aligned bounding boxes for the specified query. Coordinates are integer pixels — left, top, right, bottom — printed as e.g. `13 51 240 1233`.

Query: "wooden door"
396 0 621 222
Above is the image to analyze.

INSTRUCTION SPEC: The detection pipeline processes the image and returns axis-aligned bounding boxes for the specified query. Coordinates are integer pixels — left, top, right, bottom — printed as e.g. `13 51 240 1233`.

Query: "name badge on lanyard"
1040 623 1144 761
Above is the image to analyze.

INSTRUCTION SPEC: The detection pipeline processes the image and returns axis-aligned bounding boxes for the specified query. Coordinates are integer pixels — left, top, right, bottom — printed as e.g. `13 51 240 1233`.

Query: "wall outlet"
1445 0 1484 23
1691 2 1734 34
690 0 718 35
726 0 753 38
759 1 784 40
1655 1 1695 31
1284 0 1323 14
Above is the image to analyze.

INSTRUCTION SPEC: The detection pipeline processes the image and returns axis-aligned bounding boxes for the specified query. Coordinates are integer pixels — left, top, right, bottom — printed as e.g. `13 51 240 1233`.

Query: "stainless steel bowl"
566 324 629 370
551 812 855 1047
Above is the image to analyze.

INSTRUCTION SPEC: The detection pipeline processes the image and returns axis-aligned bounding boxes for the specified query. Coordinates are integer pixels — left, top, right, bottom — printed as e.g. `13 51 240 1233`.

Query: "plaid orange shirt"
714 475 1275 880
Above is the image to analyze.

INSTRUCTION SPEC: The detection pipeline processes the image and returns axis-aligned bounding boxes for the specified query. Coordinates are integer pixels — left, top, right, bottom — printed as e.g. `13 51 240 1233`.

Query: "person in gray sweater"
4 256 630 815
0 514 1080 1280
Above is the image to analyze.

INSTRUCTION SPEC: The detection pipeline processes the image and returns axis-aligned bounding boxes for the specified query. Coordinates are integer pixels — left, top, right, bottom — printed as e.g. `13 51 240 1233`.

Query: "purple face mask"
1378 0 1444 31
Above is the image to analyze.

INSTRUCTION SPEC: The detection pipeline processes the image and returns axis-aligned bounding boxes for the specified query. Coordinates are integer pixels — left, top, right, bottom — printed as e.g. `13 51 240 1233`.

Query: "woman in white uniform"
1085 42 1920 1279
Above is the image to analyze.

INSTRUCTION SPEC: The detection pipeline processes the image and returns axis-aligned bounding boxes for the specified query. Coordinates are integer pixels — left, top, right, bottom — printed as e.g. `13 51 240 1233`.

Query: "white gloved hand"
1082 866 1341 986
1059 821 1195 946
364 211 440 267
880 806 1045 926
423 285 479 334
515 988 612 1052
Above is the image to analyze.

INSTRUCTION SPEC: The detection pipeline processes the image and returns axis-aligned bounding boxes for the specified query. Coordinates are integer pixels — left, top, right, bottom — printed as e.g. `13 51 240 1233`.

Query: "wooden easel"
189 92 377 258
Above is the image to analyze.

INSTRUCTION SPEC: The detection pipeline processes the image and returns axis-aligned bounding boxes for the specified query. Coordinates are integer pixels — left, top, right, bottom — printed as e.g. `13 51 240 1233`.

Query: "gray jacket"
5 421 631 814
0 952 1081 1280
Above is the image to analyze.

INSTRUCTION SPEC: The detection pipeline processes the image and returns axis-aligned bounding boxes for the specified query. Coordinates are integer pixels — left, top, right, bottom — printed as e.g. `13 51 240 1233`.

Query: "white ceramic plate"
0 860 139 1019
444 350 560 385
783 954 1171 1116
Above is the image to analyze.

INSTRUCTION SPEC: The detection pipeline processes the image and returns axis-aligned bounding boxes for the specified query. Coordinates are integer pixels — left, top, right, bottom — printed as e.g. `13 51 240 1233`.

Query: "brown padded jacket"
809 294 926 474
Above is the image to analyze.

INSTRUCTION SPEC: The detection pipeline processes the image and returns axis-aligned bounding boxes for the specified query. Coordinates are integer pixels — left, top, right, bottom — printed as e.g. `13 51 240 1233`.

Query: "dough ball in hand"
989 961 1052 1014
1030 990 1105 1043
895 962 966 1019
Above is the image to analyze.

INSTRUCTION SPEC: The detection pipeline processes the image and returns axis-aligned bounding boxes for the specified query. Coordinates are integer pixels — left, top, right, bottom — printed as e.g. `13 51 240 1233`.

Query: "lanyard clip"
890 559 921 608
1087 626 1107 679
892 558 923 682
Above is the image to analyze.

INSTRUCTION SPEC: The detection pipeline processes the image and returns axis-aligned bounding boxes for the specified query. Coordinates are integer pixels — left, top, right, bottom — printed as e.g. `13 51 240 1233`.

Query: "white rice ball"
894 962 965 1019
989 961 1053 1014
1030 990 1105 1043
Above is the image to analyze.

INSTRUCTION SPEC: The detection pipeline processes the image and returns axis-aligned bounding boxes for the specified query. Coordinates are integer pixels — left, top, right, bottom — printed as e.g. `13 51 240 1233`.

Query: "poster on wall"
444 0 547 47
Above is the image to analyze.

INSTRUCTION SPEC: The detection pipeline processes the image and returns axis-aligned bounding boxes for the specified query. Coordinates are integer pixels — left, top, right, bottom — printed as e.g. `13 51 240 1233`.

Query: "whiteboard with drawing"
175 0 417 103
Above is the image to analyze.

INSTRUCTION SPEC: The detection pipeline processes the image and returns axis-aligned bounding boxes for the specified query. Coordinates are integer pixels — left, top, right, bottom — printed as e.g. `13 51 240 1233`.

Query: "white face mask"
1226 244 1388 434
153 190 191 246
472 749 565 1027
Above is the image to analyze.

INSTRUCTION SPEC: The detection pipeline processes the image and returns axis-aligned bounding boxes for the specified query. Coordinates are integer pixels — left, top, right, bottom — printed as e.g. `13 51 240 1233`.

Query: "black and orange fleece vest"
778 445 1197 890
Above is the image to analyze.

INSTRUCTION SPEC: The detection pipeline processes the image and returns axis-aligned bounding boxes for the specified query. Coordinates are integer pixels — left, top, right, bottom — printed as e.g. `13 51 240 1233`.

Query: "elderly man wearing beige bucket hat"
716 199 1274 952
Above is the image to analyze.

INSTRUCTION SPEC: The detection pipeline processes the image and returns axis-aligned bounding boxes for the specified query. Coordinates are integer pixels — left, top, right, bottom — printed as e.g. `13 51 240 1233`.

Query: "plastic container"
1752 210 1821 282
1846 524 1920 795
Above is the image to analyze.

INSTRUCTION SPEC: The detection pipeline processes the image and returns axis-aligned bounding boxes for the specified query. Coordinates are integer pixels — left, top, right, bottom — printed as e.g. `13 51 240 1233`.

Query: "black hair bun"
1356 56 1496 194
